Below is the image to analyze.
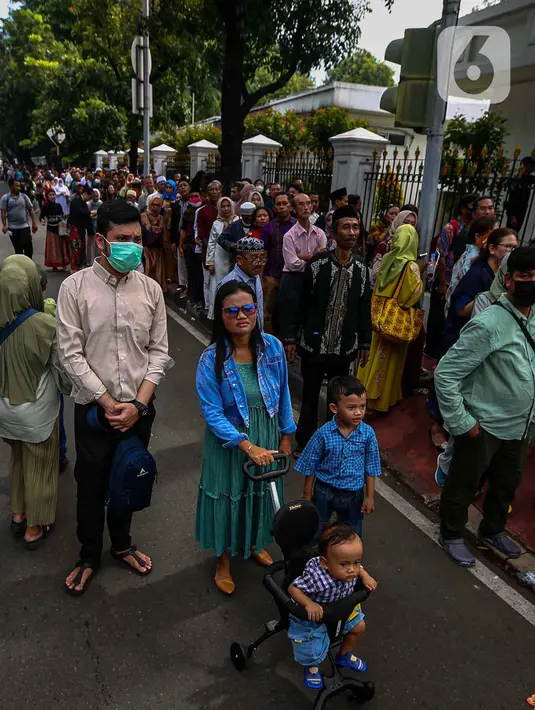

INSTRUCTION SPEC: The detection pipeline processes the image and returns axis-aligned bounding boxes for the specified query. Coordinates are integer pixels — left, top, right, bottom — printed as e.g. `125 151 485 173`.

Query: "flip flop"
65 561 96 597
10 518 27 537
304 666 323 690
110 545 152 576
336 653 367 673
23 524 54 551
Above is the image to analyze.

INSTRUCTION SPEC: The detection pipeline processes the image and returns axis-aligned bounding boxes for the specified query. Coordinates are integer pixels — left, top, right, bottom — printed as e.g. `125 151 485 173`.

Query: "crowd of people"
1 159 534 689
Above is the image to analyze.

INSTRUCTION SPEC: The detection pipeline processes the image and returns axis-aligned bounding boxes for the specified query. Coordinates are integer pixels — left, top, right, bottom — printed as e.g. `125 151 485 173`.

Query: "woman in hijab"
370 209 417 286
234 183 257 215
56 178 70 215
0 256 68 549
358 225 424 413
250 190 264 209
369 205 400 246
162 179 178 283
41 188 67 271
85 188 103 266
141 193 167 292
205 197 237 318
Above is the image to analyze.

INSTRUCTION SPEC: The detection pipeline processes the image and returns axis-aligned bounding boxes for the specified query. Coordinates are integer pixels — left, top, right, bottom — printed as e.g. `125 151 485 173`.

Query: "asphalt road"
1 211 535 710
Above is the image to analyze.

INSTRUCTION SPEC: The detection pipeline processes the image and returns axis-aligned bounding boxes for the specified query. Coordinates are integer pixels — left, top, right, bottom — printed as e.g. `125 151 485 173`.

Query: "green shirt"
435 294 535 440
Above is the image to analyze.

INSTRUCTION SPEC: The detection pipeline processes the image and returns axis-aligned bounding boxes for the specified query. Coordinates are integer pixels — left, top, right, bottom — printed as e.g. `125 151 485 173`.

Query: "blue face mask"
104 239 143 273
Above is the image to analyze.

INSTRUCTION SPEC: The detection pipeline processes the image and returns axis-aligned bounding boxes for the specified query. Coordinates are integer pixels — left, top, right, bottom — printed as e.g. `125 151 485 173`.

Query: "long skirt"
7 419 60 527
358 331 409 413
195 405 283 558
67 225 85 272
144 246 167 292
163 231 177 282
44 229 68 269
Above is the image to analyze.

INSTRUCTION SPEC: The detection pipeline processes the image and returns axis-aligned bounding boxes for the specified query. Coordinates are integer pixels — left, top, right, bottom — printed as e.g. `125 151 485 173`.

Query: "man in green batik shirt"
435 246 535 569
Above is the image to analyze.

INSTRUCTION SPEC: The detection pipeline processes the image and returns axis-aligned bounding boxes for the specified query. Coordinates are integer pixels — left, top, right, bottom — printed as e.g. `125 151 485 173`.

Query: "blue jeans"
313 480 364 538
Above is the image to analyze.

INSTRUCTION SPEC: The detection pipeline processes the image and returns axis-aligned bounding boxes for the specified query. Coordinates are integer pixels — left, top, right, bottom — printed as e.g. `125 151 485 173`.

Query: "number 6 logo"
437 26 511 103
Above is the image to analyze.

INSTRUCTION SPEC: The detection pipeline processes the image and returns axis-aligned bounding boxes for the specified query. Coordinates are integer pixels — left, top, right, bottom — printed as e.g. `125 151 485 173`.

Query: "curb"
164 289 535 594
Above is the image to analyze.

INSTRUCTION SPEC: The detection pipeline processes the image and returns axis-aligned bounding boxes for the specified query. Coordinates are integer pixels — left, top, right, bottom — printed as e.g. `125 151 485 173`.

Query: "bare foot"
115 548 152 574
24 524 43 543
66 564 94 593
12 513 25 524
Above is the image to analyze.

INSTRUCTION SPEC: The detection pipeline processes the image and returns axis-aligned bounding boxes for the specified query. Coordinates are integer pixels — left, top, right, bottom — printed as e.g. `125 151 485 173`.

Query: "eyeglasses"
223 303 257 318
241 254 267 266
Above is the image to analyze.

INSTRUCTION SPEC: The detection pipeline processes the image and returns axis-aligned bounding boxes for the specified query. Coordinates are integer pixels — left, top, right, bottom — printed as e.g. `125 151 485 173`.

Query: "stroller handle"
243 453 291 482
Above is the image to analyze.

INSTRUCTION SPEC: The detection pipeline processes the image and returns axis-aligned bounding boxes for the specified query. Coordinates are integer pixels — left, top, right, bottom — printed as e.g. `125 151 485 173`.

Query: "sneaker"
477 531 522 559
434 465 447 487
303 665 323 690
438 536 476 567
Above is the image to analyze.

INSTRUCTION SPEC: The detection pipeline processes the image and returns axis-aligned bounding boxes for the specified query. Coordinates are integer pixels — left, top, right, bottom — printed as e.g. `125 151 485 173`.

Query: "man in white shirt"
57 200 173 595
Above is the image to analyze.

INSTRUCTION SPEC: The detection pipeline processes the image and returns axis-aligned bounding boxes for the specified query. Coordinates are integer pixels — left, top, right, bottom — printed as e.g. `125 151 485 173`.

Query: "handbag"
371 264 424 344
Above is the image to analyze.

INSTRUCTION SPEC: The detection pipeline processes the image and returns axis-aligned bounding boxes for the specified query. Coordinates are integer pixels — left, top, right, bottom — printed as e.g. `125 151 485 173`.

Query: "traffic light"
380 27 439 130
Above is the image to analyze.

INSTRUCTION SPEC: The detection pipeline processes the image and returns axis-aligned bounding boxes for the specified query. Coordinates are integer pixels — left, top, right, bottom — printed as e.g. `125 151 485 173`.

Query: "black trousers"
278 271 305 343
9 227 33 259
439 427 528 541
73 402 156 566
296 355 350 449
184 249 204 305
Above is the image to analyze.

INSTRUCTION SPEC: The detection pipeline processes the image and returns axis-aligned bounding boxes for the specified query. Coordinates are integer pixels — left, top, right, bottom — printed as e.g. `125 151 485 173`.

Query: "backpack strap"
494 301 535 354
0 307 38 346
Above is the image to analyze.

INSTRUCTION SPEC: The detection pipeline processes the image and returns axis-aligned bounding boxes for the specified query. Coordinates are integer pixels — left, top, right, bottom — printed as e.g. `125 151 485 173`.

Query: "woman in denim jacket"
196 280 296 594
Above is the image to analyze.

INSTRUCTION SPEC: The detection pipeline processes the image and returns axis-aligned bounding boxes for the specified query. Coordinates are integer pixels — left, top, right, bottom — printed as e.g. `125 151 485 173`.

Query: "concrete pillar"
151 144 176 177
188 140 218 176
241 134 282 181
108 151 118 170
94 150 107 170
329 127 389 203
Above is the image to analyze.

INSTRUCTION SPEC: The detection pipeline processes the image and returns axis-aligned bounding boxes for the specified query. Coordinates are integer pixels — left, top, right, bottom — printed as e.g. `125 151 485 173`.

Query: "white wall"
490 79 535 156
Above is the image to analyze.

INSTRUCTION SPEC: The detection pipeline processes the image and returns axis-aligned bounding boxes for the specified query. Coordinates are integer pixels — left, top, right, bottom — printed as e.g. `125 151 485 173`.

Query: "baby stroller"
230 455 375 709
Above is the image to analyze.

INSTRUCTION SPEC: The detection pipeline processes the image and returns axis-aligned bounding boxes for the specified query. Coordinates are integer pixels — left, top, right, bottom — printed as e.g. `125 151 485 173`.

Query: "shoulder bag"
371 264 424 344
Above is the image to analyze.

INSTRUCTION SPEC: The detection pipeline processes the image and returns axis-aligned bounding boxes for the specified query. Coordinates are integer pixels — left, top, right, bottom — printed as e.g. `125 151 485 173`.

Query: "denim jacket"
196 333 296 448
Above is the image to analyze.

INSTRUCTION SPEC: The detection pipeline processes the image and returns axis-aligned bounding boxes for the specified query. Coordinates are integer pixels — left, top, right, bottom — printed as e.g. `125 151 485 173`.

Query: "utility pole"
418 0 461 252
142 0 150 176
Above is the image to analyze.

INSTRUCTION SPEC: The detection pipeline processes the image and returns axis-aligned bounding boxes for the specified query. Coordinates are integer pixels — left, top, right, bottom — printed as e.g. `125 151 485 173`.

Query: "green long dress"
195 362 284 558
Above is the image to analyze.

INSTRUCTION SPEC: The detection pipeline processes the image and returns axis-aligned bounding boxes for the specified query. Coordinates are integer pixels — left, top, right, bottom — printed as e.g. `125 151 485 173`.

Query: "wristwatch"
132 399 149 417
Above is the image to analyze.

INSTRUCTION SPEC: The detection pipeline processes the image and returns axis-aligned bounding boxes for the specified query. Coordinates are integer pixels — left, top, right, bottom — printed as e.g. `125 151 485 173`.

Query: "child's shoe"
335 652 367 672
304 665 323 689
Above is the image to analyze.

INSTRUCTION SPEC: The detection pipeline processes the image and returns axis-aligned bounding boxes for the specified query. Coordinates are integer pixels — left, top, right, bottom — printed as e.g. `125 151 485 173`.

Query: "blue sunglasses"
223 303 257 318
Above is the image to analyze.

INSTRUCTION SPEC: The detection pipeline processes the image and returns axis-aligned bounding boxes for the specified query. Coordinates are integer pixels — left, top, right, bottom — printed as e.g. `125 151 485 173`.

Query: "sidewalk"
166 288 535 587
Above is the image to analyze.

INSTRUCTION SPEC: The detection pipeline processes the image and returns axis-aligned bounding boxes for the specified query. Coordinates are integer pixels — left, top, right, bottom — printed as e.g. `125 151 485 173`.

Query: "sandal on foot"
65 561 96 597
10 518 27 537
110 545 152 576
336 653 367 673
250 550 273 567
214 571 235 595
23 524 54 551
304 665 323 690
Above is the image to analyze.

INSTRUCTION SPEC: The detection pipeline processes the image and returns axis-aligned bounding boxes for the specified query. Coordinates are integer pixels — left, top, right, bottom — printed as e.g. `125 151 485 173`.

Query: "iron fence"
362 146 535 244
166 151 191 179
206 151 221 174
263 149 333 208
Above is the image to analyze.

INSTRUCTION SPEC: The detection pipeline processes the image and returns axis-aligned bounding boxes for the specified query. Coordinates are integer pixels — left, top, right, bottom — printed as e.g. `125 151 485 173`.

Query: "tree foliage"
444 110 509 159
325 49 395 87
250 70 316 106
244 109 305 150
304 107 368 152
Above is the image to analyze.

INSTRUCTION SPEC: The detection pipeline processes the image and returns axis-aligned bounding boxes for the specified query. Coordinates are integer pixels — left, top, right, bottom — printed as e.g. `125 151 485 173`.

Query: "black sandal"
65 561 96 597
110 545 152 576
10 518 27 537
23 524 54 551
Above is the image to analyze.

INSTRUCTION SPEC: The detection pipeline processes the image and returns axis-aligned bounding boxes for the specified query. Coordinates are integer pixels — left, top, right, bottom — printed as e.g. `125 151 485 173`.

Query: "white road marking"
166 305 209 347
167 304 535 628
376 478 535 628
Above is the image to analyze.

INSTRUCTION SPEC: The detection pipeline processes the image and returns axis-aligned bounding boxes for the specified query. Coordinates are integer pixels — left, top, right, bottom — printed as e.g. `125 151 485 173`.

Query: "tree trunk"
219 4 246 189
129 137 139 175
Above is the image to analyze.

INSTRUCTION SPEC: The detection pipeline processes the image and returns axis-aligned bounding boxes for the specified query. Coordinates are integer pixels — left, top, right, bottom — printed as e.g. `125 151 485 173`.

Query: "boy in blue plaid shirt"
288 523 377 689
295 376 381 537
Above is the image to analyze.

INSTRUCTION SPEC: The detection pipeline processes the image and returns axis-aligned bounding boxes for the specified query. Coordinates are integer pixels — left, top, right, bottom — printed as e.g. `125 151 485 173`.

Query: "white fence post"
241 134 282 182
188 140 218 176
329 127 389 202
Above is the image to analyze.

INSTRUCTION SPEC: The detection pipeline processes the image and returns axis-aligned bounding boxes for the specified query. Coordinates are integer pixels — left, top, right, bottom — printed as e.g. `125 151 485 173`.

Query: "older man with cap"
293 205 372 456
217 236 265 331
218 201 256 269
155 176 166 195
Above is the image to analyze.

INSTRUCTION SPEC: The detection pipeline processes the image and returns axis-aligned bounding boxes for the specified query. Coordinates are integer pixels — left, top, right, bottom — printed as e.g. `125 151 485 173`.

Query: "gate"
166 151 191 180
263 149 333 208
363 145 535 244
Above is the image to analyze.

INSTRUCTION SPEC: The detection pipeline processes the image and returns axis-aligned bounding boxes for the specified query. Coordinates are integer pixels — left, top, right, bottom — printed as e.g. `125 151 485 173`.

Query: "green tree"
443 110 509 158
244 109 305 150
250 69 316 106
304 107 368 152
325 49 395 86
209 0 395 183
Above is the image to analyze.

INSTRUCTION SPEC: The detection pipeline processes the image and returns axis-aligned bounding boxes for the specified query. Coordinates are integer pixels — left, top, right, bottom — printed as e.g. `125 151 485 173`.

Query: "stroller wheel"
351 681 375 704
230 642 251 671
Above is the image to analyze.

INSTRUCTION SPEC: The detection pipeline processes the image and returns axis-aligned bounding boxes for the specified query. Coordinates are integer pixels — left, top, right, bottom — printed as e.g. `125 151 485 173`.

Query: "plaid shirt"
292 557 357 604
295 418 381 491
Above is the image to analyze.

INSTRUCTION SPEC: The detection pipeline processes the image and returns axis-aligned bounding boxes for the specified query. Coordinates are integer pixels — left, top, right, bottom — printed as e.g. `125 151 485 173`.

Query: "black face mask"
513 280 535 308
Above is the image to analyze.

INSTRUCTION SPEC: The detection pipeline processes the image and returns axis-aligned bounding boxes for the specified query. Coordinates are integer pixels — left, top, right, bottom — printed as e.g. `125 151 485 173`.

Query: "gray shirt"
0 192 33 229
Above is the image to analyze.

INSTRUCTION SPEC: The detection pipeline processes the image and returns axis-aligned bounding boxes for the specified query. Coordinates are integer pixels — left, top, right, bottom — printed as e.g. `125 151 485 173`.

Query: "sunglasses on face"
223 303 257 318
